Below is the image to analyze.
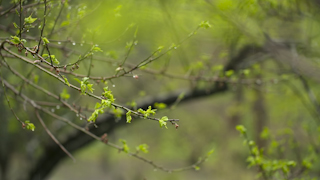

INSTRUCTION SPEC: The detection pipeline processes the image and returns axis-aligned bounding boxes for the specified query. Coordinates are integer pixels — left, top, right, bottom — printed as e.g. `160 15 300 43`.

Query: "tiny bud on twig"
133 75 139 79
175 123 179 129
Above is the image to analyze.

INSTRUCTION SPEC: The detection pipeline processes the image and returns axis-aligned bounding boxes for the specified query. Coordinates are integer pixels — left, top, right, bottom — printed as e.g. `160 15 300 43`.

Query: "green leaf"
114 5 122 17
80 83 86 94
10 36 20 44
169 43 177 50
82 77 90 83
194 166 200 171
138 106 157 118
105 50 118 59
242 69 251 76
33 75 39 84
136 144 149 153
157 46 164 52
207 149 215 156
123 144 129 153
95 102 101 109
159 116 168 129
60 88 70 100
113 108 123 119
126 41 133 49
60 20 70 27
62 75 70 86
178 92 185 100
154 102 167 109
134 26 139 38
101 99 112 108
199 21 211 29
87 84 94 93
25 120 35 131
126 100 137 109
102 87 115 102
145 106 157 116
211 65 224 72
260 127 269 139
42 37 50 45
92 46 103 52
287 161 296 167
50 55 60 65
120 139 129 153
24 15 37 24
302 159 312 169
126 111 132 123
13 22 19 28
236 125 247 134
225 70 234 77
248 141 255 146
88 109 99 122
74 78 81 84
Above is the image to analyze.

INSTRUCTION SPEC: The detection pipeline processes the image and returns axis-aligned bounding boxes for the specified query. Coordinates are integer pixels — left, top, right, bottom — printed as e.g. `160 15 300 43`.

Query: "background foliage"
1 0 320 179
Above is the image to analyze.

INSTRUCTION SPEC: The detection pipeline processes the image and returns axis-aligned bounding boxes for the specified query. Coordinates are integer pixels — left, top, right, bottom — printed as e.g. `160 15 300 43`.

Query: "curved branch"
28 84 227 180
27 44 263 180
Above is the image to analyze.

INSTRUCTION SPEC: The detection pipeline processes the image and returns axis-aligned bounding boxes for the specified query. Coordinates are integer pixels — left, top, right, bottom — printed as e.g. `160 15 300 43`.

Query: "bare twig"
0 77 208 174
37 0 47 54
3 43 179 123
35 109 76 162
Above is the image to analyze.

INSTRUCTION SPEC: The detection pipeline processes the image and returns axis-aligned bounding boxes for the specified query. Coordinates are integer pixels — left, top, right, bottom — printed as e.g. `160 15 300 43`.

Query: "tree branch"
27 43 262 180
28 84 228 180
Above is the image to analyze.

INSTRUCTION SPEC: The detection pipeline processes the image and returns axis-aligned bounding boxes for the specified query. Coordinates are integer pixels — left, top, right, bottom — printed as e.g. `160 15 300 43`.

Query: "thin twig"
0 78 208 173
0 60 87 120
48 1 65 38
3 44 179 123
37 0 47 54
0 55 24 126
35 109 76 162
19 0 22 39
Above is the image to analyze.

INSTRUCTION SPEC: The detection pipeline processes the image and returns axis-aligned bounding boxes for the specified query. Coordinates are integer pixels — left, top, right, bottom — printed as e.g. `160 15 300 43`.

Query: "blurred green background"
2 0 320 179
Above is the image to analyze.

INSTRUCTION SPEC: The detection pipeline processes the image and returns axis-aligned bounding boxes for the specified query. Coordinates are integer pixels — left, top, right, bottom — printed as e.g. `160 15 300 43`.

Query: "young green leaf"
126 111 132 123
194 166 200 171
92 46 103 52
159 116 168 129
95 102 101 109
236 125 247 134
13 22 19 28
102 87 115 102
120 139 129 153
62 75 70 86
42 37 50 45
74 78 81 84
154 102 167 109
136 144 149 153
24 15 37 24
60 88 70 100
199 21 211 29
225 70 234 77
50 55 60 65
25 120 35 131
10 36 21 44
207 149 215 156
86 84 94 93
